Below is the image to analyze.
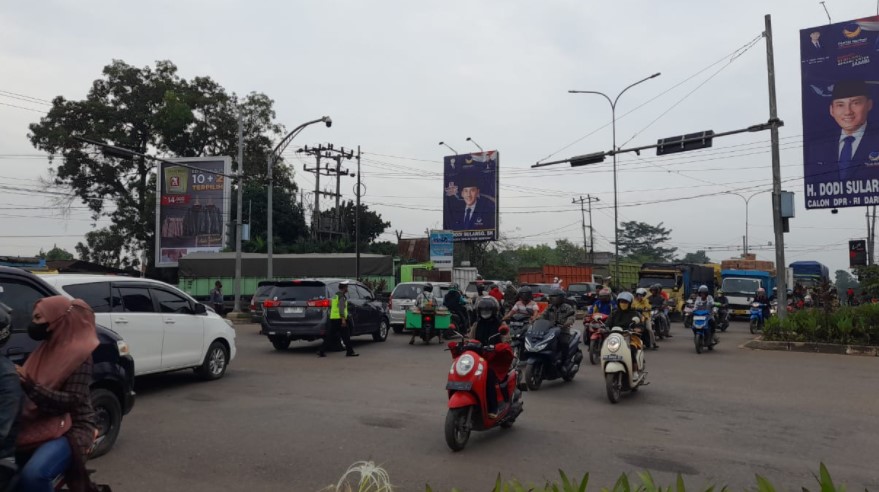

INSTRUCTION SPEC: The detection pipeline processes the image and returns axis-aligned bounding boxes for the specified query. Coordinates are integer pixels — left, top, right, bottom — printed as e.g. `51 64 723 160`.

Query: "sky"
1 0 877 276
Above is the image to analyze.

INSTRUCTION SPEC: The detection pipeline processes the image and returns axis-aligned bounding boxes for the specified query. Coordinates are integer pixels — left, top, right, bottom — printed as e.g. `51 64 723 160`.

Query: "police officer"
319 281 359 357
541 288 576 361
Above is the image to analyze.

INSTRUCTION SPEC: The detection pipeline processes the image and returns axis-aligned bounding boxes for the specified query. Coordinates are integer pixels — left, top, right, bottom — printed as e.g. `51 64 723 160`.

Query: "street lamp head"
650 72 661 79
439 141 445 146
466 137 472 142
322 116 332 128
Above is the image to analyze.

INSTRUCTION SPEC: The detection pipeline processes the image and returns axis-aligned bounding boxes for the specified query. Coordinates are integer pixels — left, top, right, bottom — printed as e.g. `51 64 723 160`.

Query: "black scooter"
519 319 583 391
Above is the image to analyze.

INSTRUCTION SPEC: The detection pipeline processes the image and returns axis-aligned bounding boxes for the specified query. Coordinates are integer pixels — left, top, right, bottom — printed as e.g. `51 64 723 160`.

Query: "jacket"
541 303 575 329
632 297 652 316
0 357 21 459
590 300 614 316
609 307 641 330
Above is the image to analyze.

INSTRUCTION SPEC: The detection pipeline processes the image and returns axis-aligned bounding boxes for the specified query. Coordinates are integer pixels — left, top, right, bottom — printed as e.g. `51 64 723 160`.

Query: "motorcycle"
715 303 730 332
520 319 583 391
650 307 670 340
682 299 695 329
406 302 452 344
586 312 609 365
691 308 716 354
444 328 523 451
749 302 765 334
506 312 533 360
601 317 648 404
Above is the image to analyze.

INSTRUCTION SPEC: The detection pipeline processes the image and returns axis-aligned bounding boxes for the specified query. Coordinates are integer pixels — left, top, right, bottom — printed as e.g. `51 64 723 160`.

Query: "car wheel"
373 319 389 342
196 341 229 381
90 388 122 458
271 337 291 351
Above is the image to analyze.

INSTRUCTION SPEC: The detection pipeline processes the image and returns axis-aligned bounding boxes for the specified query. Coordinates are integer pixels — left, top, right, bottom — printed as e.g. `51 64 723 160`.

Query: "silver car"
389 282 451 333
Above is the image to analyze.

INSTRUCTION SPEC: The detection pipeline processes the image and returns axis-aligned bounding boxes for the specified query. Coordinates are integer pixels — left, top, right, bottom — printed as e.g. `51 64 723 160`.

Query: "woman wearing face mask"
15 296 98 492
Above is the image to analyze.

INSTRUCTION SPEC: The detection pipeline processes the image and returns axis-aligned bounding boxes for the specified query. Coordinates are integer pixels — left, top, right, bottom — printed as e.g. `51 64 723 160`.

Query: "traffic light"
850 240 867 267
656 130 715 156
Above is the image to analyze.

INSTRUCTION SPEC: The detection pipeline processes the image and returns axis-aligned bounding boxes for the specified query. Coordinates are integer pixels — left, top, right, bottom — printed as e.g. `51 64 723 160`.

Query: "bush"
763 304 879 345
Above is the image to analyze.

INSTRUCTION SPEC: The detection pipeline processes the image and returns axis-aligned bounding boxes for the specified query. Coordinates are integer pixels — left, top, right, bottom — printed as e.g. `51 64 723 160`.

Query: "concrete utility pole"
355 146 362 279
233 112 245 313
300 144 353 240
572 195 600 264
765 14 788 319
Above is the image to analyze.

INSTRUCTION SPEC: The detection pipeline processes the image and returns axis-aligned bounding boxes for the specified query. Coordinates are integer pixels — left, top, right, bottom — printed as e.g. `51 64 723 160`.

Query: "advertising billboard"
155 157 232 267
849 239 867 267
442 151 499 242
801 16 879 209
429 230 454 270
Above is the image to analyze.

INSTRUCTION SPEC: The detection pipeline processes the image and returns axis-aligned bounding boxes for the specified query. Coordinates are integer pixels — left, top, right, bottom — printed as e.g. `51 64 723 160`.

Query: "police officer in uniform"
319 281 359 357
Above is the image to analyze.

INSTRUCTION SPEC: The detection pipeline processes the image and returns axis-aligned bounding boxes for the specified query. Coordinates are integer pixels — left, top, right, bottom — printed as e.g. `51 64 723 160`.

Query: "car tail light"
388 295 393 311
263 299 281 308
308 299 331 308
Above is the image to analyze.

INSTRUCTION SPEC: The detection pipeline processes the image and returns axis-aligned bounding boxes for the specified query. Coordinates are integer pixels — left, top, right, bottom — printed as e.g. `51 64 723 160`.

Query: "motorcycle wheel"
720 320 728 332
695 333 703 354
589 340 599 365
444 408 471 452
562 352 579 382
749 320 757 334
524 363 543 391
605 372 622 404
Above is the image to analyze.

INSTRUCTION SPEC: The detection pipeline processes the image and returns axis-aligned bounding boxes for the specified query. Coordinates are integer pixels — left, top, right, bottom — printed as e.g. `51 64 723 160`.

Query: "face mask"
28 321 50 341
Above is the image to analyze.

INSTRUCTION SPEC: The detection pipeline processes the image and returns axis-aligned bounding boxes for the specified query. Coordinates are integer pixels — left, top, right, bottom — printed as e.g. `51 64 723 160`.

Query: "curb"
743 338 879 356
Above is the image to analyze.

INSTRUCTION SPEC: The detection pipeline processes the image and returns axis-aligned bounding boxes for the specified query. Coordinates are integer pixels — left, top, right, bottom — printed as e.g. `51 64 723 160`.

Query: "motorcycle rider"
467 298 509 419
588 288 615 316
502 286 540 323
540 289 576 363
415 283 436 308
0 304 22 490
444 284 470 331
632 288 657 350
693 285 717 343
608 292 644 374
647 284 672 338
754 287 771 321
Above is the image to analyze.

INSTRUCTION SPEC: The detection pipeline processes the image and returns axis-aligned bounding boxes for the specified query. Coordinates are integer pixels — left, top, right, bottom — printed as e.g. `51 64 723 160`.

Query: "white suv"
42 274 236 380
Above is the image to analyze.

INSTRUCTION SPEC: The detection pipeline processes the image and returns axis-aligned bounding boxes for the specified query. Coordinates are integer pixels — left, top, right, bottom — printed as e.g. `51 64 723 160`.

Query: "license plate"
693 316 707 321
284 307 304 314
446 381 472 391
603 354 623 361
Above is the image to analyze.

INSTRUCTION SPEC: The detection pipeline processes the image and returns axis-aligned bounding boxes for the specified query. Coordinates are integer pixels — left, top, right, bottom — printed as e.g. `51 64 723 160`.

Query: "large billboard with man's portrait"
155 157 232 267
801 16 879 209
443 151 499 242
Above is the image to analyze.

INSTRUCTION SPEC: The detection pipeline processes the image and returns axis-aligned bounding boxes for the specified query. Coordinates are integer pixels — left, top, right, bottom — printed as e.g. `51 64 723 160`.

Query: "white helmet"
635 288 648 297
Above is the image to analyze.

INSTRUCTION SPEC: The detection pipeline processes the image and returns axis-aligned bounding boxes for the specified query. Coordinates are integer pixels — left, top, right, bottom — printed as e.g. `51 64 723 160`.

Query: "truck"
721 269 775 317
638 263 715 316
517 265 593 286
789 261 830 289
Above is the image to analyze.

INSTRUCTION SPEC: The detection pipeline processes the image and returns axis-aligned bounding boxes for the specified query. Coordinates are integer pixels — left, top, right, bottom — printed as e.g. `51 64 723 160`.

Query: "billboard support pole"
233 112 245 313
765 13 787 319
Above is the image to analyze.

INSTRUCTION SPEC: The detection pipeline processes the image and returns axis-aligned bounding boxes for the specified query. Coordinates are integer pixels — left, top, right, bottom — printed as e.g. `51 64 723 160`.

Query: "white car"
42 274 236 380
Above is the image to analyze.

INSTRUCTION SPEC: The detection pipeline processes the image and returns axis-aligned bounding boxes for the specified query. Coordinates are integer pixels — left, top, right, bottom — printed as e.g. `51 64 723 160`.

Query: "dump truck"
638 263 715 316
721 269 775 317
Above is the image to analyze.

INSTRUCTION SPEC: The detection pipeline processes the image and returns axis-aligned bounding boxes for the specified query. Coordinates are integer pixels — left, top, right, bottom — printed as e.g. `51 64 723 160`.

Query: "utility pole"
765 14 788 319
355 145 362 279
232 112 245 314
572 195 600 264
300 144 353 240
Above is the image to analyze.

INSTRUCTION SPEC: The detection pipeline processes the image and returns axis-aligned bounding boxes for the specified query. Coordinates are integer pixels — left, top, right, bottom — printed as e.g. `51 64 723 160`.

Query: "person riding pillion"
503 286 540 323
632 288 657 350
319 281 358 357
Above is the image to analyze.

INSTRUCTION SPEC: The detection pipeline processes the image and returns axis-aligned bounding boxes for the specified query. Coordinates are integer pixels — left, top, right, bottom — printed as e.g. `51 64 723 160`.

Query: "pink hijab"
21 296 99 417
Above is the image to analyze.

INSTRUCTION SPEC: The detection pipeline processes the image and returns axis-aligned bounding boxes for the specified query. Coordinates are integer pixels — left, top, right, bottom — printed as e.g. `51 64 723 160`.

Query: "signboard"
801 16 879 209
429 230 454 270
442 151 499 242
155 157 232 267
850 239 867 267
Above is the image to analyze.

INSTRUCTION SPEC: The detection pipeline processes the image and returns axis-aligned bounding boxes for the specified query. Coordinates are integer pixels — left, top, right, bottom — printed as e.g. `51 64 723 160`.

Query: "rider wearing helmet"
693 285 717 343
444 283 469 330
608 292 644 372
0 302 22 483
468 297 508 418
632 288 657 349
589 288 615 316
540 288 576 361
416 283 436 308
503 286 540 322
754 287 771 320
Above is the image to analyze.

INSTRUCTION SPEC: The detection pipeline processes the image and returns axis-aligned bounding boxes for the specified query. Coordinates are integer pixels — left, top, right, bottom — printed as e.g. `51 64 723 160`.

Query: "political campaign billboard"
801 16 879 209
429 230 454 270
155 157 232 267
442 151 499 242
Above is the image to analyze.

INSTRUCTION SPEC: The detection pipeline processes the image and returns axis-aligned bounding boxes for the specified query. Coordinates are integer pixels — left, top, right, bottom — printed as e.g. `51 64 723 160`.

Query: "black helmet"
423 283 433 293
548 288 565 305
518 286 533 302
0 302 11 348
476 297 498 320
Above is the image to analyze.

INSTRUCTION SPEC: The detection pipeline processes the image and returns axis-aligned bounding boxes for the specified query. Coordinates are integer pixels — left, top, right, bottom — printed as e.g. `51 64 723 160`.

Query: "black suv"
567 282 602 309
260 279 390 350
0 266 135 458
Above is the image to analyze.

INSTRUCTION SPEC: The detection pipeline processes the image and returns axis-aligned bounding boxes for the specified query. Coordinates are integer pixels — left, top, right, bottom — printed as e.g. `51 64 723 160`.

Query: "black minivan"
0 266 135 458
260 279 390 351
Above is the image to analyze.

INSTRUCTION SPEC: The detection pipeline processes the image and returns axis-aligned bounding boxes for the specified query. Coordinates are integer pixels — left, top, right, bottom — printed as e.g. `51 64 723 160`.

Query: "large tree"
37 245 75 261
29 59 305 272
834 269 859 294
615 221 677 263
680 250 711 264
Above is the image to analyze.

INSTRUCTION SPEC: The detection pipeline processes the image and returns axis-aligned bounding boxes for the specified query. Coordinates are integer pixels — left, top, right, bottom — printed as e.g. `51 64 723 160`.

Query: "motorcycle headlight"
607 335 622 353
455 354 475 376
525 337 549 352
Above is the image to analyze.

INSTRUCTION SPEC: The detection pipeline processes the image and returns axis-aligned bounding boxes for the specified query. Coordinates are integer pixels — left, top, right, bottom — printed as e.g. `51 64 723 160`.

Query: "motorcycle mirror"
632 316 641 324
498 325 510 335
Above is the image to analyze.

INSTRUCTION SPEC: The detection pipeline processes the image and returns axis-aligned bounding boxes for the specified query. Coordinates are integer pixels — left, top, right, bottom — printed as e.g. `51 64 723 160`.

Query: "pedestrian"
210 281 224 316
319 281 359 357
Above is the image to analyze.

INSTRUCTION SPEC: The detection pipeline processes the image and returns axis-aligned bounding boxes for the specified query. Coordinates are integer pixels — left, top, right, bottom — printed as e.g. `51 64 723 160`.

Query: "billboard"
155 157 232 267
442 151 499 242
801 16 879 209
429 230 454 270
849 239 867 267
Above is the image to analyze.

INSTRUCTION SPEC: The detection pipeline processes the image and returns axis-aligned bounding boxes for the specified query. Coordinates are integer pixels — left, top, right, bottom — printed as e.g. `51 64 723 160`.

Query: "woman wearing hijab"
15 296 99 492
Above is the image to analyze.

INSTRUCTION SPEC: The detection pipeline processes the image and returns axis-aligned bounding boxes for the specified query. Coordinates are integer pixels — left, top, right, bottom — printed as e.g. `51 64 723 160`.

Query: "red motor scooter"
444 327 523 451
586 312 609 365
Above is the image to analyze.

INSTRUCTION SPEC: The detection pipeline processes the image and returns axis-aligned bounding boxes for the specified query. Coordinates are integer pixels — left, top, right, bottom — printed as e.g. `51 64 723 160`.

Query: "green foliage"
834 270 859 296
37 245 75 261
317 200 391 245
763 303 879 345
615 221 677 262
680 250 711 264
460 239 589 282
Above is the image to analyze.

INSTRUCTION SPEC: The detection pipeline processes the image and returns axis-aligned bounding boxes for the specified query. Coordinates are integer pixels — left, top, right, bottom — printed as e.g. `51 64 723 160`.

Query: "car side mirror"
194 303 207 315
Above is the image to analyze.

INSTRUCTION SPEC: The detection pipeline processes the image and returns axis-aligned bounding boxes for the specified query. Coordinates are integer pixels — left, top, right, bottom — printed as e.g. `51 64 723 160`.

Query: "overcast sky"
1 0 876 276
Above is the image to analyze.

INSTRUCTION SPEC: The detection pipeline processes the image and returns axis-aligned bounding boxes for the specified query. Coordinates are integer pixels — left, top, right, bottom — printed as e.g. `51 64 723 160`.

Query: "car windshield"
722 278 760 295
254 285 275 299
270 283 327 301
392 284 424 299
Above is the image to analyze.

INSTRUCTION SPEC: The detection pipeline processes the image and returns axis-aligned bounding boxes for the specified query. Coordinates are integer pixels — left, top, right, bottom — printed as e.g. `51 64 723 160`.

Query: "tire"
90 388 122 458
589 339 599 365
196 341 229 380
695 334 703 354
444 408 471 451
524 363 543 391
392 324 404 334
271 337 290 351
605 372 622 404
749 320 757 334
372 319 389 342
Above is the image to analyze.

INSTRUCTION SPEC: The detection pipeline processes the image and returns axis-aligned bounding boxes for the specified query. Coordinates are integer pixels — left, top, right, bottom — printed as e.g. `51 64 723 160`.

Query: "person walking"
210 281 224 316
319 281 358 357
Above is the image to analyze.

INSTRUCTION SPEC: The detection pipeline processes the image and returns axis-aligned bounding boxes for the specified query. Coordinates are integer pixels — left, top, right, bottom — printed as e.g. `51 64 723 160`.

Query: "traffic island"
744 338 879 356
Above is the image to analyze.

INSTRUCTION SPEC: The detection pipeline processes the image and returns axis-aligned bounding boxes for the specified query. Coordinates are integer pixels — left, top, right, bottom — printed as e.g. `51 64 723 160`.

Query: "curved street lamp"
727 190 771 256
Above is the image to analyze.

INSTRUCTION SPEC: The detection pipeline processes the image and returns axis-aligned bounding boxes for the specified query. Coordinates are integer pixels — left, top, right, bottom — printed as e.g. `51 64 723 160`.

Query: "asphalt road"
93 320 879 491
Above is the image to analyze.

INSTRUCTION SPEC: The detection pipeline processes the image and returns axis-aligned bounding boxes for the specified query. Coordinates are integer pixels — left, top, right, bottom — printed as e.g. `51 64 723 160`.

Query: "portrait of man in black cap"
444 172 496 231
810 80 879 182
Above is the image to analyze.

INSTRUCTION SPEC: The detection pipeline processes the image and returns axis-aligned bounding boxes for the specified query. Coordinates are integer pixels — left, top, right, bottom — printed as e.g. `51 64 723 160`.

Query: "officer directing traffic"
319 281 359 357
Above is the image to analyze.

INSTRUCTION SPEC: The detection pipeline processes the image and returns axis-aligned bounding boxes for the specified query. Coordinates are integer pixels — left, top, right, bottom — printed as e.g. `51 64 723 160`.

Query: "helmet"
757 287 766 294
717 290 724 296
0 303 11 348
423 283 433 293
548 288 565 305
635 288 648 297
698 285 709 294
476 297 498 320
518 286 533 302
617 292 634 307
598 288 611 300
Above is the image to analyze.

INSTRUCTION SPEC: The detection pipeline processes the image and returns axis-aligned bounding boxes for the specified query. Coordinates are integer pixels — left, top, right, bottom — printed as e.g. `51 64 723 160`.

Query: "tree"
316 201 391 245
834 269 859 294
615 221 677 262
29 59 297 273
37 245 75 261
680 250 711 264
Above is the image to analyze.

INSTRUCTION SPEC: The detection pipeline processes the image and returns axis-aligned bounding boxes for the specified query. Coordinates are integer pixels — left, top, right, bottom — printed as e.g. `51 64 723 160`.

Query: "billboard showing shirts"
801 16 879 209
442 151 499 242
155 157 232 267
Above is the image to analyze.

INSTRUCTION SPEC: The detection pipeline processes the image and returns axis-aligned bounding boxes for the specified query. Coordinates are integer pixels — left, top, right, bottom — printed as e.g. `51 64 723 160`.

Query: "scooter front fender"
448 391 478 409
604 361 627 374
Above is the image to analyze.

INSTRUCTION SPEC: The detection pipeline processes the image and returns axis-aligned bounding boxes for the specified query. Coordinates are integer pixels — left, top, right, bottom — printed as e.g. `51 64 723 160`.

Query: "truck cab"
720 269 774 316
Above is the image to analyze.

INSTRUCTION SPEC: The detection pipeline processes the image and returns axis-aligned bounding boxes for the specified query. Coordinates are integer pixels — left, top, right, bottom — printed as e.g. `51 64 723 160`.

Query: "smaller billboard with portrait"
442 151 499 242
155 157 232 267
801 16 879 209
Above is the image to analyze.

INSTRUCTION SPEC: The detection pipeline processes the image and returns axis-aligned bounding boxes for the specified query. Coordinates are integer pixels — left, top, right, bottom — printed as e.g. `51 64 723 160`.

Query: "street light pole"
728 190 770 256
266 116 332 279
570 72 660 289
465 137 484 153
